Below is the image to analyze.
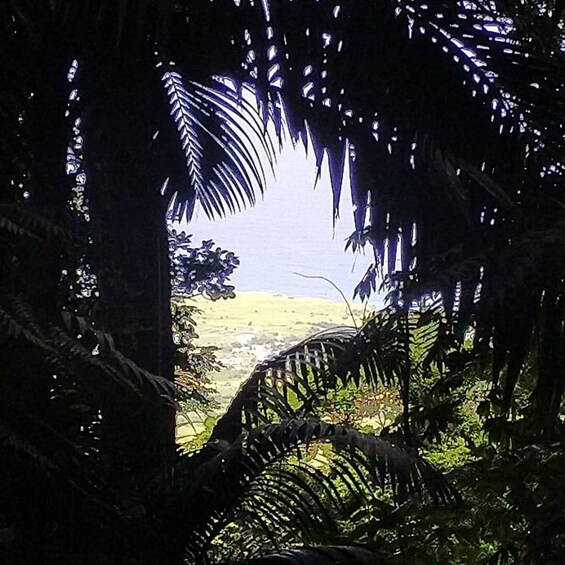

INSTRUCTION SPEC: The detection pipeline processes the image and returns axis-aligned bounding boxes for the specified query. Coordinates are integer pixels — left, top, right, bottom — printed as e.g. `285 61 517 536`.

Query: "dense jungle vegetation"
1 1 565 563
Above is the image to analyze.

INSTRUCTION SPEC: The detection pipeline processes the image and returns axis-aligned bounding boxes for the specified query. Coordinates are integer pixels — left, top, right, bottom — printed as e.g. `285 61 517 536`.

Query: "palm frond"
0 291 175 404
211 310 408 443
163 70 276 221
166 418 458 561
245 420 456 499
394 216 565 423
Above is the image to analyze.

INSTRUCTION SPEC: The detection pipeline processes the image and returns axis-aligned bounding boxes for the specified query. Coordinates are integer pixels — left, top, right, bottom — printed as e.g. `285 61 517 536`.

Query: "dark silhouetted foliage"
169 228 239 300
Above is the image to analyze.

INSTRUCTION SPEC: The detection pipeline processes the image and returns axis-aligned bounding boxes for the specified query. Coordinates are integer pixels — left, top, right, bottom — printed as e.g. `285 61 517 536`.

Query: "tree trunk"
81 47 178 477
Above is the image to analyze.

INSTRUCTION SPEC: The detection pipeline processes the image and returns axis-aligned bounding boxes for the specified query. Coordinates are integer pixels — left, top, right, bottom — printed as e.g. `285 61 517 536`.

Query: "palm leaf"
163 70 276 221
165 418 458 561
211 310 408 443
0 291 175 404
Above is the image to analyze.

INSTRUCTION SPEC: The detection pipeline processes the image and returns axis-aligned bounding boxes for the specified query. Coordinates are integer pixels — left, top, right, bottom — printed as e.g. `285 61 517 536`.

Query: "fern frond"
212 309 408 443
0 292 175 404
168 418 457 561
163 71 206 202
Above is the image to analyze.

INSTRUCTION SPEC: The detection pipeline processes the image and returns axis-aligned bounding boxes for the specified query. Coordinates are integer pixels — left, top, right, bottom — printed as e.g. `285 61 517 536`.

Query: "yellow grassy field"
188 291 366 346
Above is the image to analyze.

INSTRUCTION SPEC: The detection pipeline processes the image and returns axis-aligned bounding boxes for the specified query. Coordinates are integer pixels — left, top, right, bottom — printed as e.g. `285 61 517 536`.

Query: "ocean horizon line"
176 288 375 308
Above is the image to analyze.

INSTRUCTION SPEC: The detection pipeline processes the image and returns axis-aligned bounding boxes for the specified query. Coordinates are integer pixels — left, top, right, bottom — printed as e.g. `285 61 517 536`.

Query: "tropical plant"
5 0 565 426
314 301 564 564
168 229 241 443
1 182 454 563
8 0 565 458
172 299 223 443
3 0 565 563
0 202 177 562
